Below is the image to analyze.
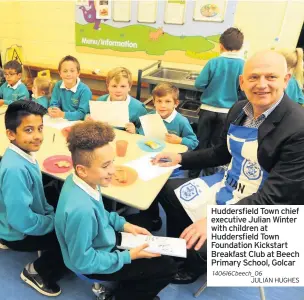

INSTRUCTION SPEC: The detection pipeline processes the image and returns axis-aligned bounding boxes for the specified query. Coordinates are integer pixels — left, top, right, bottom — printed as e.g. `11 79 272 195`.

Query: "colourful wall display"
75 0 237 64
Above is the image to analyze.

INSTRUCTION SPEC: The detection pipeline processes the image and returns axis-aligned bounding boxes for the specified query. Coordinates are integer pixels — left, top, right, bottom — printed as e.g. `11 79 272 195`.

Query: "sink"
185 73 199 81
149 68 190 81
142 67 200 91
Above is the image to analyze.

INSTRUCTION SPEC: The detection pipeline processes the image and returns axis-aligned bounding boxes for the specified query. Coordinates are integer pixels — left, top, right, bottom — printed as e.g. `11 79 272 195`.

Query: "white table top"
0 115 187 210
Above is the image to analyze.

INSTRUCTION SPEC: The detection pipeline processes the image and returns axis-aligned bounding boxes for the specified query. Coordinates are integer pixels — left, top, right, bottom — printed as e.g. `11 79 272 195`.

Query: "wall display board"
75 0 237 64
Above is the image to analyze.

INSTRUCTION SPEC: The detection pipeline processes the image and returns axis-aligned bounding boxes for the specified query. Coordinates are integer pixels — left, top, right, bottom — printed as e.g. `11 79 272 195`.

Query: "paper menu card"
89 101 129 128
43 115 78 130
124 153 181 181
118 232 187 258
139 114 168 140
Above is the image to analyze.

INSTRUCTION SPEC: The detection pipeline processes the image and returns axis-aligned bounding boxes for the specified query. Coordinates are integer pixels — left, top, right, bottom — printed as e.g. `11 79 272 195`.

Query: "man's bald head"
244 50 288 75
239 50 291 116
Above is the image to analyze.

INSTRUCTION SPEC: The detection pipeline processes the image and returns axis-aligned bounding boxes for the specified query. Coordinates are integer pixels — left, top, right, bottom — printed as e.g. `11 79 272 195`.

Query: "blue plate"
137 138 166 152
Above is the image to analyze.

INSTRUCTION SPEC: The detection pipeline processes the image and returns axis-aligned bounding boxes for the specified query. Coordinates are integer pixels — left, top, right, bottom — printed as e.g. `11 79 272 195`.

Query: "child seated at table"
136 83 198 150
0 100 65 297
90 67 147 131
0 60 30 106
32 77 53 109
55 121 177 300
48 55 92 121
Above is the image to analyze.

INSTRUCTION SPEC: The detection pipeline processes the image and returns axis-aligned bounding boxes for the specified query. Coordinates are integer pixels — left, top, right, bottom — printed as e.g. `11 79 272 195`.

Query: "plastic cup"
116 140 128 157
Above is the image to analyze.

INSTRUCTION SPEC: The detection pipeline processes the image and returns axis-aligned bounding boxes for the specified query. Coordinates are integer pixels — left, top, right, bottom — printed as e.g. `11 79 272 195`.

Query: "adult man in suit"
152 50 304 283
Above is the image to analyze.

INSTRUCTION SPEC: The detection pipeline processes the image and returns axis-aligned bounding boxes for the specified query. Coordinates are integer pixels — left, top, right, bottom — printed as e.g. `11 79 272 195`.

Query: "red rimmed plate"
43 155 73 173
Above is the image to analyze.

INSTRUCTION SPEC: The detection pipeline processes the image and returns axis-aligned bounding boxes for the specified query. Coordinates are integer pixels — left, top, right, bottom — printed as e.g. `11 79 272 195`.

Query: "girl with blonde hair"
32 77 53 109
278 48 304 104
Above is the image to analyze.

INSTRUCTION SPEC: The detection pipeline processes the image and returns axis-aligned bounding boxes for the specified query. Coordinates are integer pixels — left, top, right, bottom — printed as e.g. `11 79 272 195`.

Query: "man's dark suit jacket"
181 94 304 205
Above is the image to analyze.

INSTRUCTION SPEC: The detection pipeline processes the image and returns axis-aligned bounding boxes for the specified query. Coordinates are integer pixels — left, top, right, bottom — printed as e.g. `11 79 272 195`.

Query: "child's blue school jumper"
32 95 49 109
285 76 304 105
138 110 198 150
96 94 147 128
0 144 54 241
49 79 92 121
0 80 30 104
55 174 131 275
195 53 244 110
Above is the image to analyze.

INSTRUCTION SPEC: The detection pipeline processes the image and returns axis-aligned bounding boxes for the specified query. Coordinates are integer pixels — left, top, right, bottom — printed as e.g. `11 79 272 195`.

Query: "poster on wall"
75 0 237 64
137 0 158 23
113 0 131 22
164 0 186 25
193 0 227 22
96 0 111 19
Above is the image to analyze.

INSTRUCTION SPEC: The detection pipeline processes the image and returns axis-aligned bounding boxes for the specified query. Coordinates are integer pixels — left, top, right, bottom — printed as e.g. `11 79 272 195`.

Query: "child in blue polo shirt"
0 101 65 297
136 83 198 150
48 55 92 121
191 27 245 177
92 67 147 131
278 48 304 104
55 121 176 300
0 60 29 106
31 77 53 109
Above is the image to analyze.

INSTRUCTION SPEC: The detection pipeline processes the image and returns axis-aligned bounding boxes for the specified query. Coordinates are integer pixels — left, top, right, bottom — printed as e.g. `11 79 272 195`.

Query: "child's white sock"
26 262 38 275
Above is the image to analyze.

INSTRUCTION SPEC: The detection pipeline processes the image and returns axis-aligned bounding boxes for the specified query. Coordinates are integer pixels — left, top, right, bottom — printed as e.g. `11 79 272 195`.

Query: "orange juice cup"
116 140 128 157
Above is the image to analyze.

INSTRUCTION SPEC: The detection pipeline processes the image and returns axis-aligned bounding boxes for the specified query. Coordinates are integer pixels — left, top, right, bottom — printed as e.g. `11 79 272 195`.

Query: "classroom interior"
0 0 304 300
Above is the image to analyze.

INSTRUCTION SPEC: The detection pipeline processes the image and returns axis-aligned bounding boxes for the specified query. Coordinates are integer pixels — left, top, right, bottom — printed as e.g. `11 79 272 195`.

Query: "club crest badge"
242 159 261 180
179 183 199 202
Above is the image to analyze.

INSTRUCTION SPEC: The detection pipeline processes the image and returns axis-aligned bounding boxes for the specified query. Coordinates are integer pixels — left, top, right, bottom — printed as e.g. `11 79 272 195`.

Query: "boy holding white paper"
55 121 177 300
91 67 147 131
137 83 198 150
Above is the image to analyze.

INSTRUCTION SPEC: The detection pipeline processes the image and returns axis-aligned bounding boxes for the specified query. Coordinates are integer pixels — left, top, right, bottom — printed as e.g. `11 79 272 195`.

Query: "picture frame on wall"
193 0 227 23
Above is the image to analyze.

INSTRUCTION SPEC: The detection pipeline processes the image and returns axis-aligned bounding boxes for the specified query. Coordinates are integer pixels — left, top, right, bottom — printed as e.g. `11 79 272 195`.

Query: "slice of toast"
55 161 71 168
115 169 127 183
145 140 160 150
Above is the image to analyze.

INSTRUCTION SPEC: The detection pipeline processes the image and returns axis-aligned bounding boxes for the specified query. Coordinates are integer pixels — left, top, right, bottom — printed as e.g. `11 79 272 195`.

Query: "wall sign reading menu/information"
164 0 186 25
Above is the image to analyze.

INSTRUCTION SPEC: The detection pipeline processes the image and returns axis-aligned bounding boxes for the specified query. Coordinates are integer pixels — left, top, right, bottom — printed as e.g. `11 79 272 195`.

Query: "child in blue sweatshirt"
0 60 29 106
0 101 65 297
136 83 198 150
278 48 304 104
55 121 176 300
48 55 92 121
191 27 245 177
31 77 53 109
92 67 147 131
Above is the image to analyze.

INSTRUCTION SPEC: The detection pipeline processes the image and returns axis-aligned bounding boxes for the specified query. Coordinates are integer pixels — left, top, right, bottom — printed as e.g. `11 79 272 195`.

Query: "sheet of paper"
124 153 181 181
137 0 158 23
90 101 129 128
96 0 111 20
164 0 186 25
43 115 78 130
113 0 131 22
139 114 168 140
118 232 187 258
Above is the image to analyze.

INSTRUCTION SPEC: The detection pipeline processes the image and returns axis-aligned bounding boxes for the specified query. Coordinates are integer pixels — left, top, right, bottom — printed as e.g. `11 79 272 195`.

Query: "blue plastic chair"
76 273 111 300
